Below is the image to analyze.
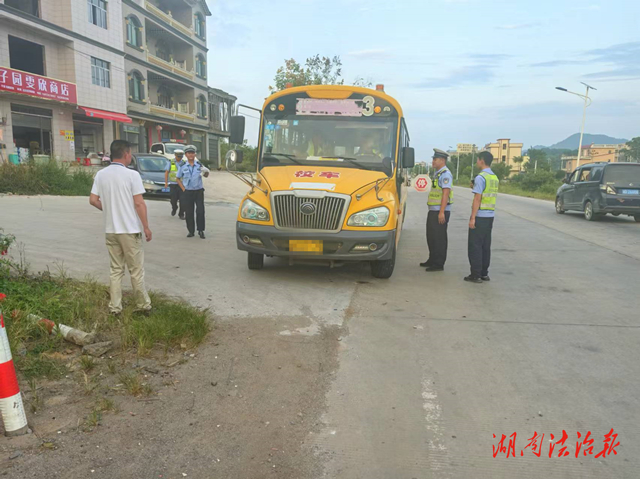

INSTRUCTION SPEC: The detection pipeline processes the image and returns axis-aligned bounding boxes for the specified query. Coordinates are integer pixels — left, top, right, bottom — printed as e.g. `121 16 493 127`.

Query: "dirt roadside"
1 315 341 479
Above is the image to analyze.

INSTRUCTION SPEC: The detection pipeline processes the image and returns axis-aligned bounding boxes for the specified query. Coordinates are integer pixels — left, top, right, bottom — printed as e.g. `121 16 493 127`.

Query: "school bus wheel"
248 252 264 270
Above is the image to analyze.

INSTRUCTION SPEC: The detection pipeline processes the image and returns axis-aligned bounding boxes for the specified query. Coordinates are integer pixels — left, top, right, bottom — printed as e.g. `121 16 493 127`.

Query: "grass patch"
498 183 556 201
83 409 102 432
118 372 153 397
1 273 210 381
0 160 94 196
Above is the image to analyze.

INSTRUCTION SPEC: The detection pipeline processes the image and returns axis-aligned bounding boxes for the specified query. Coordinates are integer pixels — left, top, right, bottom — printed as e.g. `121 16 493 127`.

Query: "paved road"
1 186 639 478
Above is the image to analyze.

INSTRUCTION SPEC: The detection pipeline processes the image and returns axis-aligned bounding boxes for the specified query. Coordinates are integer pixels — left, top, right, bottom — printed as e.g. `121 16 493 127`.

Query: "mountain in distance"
543 133 628 150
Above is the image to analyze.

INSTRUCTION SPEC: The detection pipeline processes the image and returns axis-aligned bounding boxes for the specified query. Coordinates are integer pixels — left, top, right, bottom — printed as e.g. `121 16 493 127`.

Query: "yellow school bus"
227 84 415 278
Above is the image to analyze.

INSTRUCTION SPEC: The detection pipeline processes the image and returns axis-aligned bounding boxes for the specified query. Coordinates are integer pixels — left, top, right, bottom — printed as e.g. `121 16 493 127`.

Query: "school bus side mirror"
402 147 415 169
225 149 243 170
230 116 245 145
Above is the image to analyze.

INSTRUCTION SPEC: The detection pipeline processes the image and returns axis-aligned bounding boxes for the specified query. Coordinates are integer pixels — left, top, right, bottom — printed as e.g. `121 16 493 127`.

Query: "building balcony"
145 1 192 37
150 103 195 122
146 50 194 80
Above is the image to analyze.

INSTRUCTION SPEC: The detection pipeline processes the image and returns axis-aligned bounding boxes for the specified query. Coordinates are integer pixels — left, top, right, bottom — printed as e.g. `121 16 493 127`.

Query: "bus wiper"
320 156 371 170
262 153 302 165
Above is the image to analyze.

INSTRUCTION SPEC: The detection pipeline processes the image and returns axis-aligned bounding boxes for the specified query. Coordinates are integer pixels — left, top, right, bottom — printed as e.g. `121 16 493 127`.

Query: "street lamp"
470 145 476 180
556 82 597 170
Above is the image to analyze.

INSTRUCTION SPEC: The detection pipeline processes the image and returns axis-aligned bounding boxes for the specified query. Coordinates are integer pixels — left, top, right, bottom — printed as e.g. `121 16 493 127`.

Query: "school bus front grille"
273 193 348 232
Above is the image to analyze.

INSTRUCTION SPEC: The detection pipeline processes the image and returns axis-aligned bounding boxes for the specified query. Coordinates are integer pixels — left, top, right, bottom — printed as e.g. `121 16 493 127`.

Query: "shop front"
10 103 53 161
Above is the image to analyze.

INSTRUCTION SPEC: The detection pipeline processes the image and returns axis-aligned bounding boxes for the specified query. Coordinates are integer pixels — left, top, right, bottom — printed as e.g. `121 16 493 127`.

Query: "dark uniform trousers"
182 188 205 234
169 184 183 216
468 217 494 277
426 210 451 268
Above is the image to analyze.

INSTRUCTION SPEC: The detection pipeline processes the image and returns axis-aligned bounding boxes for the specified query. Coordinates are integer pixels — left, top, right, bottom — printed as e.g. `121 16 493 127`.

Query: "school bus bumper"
236 222 396 261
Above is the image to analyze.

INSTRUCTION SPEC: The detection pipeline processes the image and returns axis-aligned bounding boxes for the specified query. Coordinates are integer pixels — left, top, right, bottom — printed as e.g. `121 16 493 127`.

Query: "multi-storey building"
561 144 629 171
482 139 523 175
121 0 227 161
0 0 128 162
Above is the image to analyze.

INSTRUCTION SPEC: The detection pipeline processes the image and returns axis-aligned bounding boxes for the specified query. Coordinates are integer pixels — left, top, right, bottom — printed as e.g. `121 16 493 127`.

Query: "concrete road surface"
1 184 639 478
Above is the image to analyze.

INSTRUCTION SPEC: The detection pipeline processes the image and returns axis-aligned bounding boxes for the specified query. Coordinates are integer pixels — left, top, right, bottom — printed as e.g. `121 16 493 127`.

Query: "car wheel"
555 197 565 214
370 244 396 279
612 212 621 217
584 201 598 221
247 252 264 270
634 215 640 223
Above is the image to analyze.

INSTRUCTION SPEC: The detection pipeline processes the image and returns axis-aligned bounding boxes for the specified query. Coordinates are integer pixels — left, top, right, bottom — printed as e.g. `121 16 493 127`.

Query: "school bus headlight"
241 199 270 221
347 207 390 227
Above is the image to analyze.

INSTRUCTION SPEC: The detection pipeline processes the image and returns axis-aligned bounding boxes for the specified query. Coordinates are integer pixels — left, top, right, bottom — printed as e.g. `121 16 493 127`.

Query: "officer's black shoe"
481 276 490 281
198 231 205 239
179 214 185 220
425 266 444 272
419 260 431 267
464 275 483 284
187 232 195 238
171 208 177 216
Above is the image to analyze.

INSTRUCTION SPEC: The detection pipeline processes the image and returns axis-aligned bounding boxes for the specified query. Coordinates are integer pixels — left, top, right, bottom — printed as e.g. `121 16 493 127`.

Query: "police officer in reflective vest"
465 151 499 283
164 149 185 219
420 149 453 272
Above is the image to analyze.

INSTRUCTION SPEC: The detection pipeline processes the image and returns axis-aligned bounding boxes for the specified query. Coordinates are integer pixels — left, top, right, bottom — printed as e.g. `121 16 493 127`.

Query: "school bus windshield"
260 116 397 173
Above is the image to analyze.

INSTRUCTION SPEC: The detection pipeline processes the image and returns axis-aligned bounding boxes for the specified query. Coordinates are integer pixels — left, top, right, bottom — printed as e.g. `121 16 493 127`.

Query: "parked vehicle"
150 142 185 161
556 162 640 222
99 151 110 167
128 153 171 197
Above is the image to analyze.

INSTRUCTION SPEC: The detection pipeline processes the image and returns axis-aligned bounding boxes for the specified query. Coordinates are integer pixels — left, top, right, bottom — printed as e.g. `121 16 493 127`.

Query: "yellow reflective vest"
427 168 454 206
479 171 499 210
168 160 179 182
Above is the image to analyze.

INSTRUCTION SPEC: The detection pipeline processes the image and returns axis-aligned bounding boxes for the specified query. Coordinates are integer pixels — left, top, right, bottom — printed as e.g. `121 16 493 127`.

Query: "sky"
205 0 640 158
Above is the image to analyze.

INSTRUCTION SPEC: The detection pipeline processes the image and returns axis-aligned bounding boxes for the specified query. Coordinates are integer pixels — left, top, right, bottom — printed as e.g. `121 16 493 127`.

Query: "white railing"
145 2 193 37
150 104 195 121
146 51 194 80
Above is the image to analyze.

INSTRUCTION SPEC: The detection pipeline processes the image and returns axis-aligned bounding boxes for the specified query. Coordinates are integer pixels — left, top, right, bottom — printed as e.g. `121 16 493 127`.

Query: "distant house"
481 139 523 175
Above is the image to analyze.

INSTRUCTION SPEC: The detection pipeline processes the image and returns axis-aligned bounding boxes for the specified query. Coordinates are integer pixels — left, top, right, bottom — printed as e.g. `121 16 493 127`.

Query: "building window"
194 13 205 39
502 143 507 150
502 155 506 162
6 0 40 17
197 95 207 118
129 71 145 102
196 54 206 79
9 36 45 76
157 86 174 109
126 16 142 48
91 57 110 88
88 0 107 29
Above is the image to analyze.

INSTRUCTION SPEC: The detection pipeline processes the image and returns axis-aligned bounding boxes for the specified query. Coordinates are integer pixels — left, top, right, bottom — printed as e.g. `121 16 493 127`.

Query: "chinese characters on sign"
493 430 619 459
294 171 341 179
0 67 77 104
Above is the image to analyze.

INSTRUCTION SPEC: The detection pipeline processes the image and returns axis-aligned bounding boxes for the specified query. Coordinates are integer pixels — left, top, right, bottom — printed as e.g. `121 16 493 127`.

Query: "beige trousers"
105 233 151 313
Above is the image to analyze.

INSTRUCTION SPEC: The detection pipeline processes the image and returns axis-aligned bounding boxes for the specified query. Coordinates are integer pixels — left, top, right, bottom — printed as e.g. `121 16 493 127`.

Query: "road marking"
421 376 451 475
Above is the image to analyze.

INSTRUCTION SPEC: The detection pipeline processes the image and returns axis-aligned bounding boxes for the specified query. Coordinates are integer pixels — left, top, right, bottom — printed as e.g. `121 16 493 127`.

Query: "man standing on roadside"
465 151 499 284
164 148 185 219
89 140 152 314
420 148 453 272
177 145 209 239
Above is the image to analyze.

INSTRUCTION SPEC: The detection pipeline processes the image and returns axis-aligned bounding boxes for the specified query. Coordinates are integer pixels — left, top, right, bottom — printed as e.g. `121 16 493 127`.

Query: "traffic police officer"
421 148 453 272
465 151 498 283
176 145 210 239
164 148 185 219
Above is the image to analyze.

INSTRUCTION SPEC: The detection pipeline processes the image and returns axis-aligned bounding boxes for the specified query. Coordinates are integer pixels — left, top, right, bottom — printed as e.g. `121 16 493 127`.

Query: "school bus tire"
247 252 264 270
370 244 396 279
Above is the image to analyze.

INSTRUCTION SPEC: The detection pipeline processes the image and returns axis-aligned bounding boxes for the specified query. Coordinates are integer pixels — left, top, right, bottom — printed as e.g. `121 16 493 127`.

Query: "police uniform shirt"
428 166 453 212
165 159 185 185
177 161 205 190
472 168 496 218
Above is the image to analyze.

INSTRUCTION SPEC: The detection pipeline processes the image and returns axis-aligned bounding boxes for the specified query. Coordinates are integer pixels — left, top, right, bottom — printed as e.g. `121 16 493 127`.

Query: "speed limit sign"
413 174 431 192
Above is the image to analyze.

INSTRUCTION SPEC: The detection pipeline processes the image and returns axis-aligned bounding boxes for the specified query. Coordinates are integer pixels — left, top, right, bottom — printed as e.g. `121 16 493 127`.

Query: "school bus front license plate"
289 240 323 254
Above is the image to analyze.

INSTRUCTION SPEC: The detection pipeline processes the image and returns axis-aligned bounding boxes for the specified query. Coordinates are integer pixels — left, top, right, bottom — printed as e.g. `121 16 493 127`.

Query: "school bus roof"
264 84 404 118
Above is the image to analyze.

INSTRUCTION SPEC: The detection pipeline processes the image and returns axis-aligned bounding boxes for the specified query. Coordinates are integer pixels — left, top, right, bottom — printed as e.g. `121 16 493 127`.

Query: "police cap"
184 145 197 153
432 148 449 160
174 149 184 156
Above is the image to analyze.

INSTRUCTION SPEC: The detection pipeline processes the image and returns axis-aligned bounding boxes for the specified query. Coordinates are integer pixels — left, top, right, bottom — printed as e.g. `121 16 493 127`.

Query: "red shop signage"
0 67 77 104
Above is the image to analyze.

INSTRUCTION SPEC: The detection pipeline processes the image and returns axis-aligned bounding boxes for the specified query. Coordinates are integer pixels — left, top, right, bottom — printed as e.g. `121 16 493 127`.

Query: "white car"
150 142 186 161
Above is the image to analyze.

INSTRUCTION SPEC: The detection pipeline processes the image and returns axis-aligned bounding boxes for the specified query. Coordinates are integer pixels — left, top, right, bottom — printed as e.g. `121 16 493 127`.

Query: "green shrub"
0 160 93 196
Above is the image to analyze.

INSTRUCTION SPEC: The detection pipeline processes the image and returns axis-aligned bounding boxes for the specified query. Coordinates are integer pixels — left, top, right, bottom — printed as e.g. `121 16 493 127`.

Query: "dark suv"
556 162 640 222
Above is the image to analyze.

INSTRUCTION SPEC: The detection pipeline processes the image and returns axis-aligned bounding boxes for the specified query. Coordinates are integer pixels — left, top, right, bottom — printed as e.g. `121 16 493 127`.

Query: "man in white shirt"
90 140 152 314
